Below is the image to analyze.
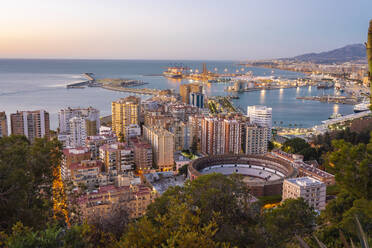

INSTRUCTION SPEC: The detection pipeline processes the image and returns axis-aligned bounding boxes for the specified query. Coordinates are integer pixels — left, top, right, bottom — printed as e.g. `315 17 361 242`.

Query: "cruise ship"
163 66 188 79
354 101 370 113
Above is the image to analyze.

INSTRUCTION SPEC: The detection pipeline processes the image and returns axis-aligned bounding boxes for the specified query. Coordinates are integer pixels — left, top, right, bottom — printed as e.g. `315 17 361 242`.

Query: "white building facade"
282 177 326 210
247 105 272 139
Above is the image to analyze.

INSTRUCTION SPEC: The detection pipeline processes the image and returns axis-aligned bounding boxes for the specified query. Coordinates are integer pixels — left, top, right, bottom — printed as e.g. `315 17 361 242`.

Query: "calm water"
0 59 353 129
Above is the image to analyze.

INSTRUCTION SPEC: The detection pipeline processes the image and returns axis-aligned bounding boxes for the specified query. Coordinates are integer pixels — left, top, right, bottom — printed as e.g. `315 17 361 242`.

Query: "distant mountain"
291 44 366 64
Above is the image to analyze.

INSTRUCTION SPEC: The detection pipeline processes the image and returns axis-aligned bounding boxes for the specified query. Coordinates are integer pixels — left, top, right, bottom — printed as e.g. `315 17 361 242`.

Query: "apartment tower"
10 110 50 142
247 105 272 139
112 96 140 139
143 126 174 171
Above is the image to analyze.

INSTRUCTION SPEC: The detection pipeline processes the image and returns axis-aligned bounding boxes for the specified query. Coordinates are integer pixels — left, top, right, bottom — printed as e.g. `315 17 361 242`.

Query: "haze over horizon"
1 0 371 60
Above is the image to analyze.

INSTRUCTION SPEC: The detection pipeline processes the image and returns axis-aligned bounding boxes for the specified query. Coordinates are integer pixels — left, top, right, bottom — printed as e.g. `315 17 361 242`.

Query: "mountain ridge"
289 44 366 63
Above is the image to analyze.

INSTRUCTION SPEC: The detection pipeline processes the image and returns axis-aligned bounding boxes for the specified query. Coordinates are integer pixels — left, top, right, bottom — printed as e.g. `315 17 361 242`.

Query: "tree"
119 202 225 248
260 198 316 247
144 173 260 247
282 138 309 154
282 137 319 161
326 139 372 199
88 203 130 240
0 136 62 232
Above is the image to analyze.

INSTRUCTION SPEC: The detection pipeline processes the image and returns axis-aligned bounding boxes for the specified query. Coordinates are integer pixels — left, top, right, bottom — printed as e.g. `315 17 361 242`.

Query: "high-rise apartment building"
247 105 272 139
143 126 174 171
282 177 326 210
188 115 203 153
133 140 153 174
169 121 190 151
69 117 87 148
244 124 269 155
59 107 100 135
201 116 225 155
201 115 249 155
180 83 203 104
0 112 8 138
223 118 244 155
112 96 140 139
10 110 50 142
200 114 267 156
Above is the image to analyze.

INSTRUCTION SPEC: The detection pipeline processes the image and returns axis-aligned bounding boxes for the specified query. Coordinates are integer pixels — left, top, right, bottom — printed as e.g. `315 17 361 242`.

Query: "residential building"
58 107 100 135
125 124 141 138
69 160 103 187
180 83 203 104
0 112 8 137
247 105 272 139
298 163 335 185
86 135 116 160
78 183 157 219
223 118 244 155
201 116 225 155
282 177 326 210
143 126 174 171
133 140 153 174
99 142 135 175
244 124 269 155
10 110 50 142
170 121 190 151
61 147 91 180
112 96 140 139
188 115 203 153
69 117 87 147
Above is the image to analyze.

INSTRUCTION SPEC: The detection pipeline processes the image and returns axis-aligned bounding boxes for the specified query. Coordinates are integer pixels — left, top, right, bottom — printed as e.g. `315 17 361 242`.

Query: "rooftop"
286 176 324 187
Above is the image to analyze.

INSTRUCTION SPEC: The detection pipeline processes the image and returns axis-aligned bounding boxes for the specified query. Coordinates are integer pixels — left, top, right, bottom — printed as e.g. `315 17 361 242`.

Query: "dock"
66 73 101 88
101 85 162 95
296 95 358 104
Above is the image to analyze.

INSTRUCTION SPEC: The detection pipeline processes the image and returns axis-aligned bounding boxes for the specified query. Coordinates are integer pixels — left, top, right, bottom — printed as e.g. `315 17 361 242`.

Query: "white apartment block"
247 105 272 139
282 177 326 210
69 117 87 148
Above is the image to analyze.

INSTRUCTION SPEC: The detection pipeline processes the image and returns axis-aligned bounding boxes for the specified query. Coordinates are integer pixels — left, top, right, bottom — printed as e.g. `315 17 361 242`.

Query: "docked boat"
354 101 370 113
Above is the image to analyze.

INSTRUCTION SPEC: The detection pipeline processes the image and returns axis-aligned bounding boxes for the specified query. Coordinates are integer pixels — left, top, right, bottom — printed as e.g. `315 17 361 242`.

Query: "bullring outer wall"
187 154 297 197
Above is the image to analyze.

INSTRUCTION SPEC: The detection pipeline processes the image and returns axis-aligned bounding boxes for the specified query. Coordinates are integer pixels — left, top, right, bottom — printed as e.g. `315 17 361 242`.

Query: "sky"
0 0 371 60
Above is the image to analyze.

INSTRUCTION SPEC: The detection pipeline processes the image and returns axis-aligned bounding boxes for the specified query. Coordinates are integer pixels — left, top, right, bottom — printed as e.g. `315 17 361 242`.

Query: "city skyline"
1 0 371 60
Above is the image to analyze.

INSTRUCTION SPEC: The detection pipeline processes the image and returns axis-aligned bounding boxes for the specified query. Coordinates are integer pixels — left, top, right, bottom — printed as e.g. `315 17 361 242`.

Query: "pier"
101 85 162 95
66 73 101 88
296 95 358 104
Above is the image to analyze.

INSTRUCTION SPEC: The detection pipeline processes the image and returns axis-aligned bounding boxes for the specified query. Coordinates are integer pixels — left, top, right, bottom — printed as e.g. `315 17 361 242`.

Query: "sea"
0 59 354 130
